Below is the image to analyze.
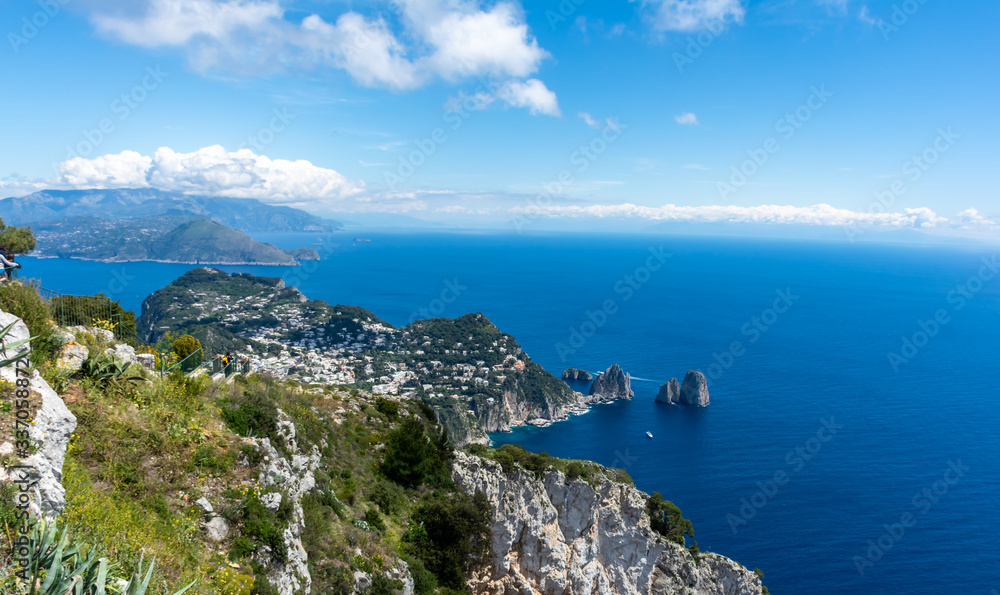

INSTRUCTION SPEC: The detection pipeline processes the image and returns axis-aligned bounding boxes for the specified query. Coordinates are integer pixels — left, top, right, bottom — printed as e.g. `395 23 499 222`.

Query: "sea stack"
655 378 680 404
589 364 634 401
562 368 593 381
679 369 710 406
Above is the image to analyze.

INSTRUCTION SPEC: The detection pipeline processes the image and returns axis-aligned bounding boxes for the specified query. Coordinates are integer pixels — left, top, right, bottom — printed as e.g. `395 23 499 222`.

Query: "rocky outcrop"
57 341 88 373
105 343 138 365
452 452 761 595
248 411 322 595
589 364 634 401
0 311 77 519
562 368 593 381
679 370 710 407
655 378 680 404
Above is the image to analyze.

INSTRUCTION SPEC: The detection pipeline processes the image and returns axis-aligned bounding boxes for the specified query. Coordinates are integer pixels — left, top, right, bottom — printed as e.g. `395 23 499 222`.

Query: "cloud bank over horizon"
1 146 995 236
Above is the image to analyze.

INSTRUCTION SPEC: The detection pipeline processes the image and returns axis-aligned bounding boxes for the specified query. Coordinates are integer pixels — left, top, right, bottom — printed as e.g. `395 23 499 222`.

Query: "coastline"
28 254 302 266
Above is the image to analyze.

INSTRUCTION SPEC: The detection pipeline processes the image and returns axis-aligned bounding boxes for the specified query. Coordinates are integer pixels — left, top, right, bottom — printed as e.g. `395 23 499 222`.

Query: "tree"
648 492 694 545
0 218 36 254
380 418 452 488
172 335 202 362
404 491 491 591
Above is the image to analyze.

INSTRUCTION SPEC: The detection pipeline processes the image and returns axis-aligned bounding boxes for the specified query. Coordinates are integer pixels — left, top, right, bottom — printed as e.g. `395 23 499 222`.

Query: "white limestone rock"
57 342 89 373
0 311 77 519
452 452 762 595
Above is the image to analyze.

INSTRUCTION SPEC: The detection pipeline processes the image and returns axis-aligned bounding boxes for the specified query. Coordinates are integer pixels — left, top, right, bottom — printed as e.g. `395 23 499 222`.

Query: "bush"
374 397 399 419
402 555 437 595
364 508 386 532
403 491 491 592
369 478 407 516
565 461 588 480
221 389 279 441
380 418 452 488
172 335 202 362
647 492 694 545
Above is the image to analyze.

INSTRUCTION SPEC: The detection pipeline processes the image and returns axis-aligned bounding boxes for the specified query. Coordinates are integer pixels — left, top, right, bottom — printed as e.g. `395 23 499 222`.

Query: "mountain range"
0 188 340 232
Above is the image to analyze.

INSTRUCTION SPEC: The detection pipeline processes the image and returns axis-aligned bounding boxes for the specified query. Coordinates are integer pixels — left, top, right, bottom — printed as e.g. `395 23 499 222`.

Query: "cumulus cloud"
578 112 600 128
506 202 999 231
495 79 561 116
674 112 699 125
641 0 745 32
2 146 364 208
86 0 555 114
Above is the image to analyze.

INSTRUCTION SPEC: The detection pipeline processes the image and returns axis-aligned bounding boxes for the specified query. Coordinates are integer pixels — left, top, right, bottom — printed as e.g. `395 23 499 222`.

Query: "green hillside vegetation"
0 280 729 595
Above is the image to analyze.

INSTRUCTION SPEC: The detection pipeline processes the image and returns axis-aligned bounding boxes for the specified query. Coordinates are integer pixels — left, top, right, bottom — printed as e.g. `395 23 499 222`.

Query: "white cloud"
495 79 560 116
642 0 745 32
674 112 699 125
506 202 998 231
86 0 554 112
578 112 600 128
3 146 364 208
683 163 709 170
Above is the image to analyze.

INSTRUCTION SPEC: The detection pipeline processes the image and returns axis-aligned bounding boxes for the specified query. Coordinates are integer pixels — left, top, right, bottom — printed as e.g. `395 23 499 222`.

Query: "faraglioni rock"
589 364 634 401
679 370 710 406
562 367 593 381
655 377 680 404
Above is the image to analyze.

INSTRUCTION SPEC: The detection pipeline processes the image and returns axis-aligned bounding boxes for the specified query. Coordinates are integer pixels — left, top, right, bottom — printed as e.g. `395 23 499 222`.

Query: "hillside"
138 269 602 445
0 287 765 595
0 188 340 232
33 217 321 265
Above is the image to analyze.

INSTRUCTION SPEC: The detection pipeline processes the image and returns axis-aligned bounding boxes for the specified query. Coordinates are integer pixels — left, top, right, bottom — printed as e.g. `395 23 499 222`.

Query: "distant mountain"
0 188 340 232
33 216 319 265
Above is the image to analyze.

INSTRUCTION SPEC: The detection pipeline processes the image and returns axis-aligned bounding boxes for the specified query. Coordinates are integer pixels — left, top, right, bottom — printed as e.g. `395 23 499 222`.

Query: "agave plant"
79 355 143 385
24 519 196 595
0 320 34 368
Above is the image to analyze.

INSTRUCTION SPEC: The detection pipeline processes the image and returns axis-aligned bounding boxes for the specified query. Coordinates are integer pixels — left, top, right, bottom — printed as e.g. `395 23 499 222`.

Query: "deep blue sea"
24 231 1000 594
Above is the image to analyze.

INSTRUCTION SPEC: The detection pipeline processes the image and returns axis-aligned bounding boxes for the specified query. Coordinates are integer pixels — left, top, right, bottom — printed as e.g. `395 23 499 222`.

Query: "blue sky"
1 0 997 234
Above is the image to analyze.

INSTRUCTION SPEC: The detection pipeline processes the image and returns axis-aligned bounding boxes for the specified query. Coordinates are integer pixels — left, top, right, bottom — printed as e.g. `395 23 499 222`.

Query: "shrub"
404 491 491 592
364 508 386 532
368 478 407 516
374 397 399 419
380 418 452 488
172 335 202 362
565 461 588 480
221 389 279 441
647 492 694 545
401 555 437 595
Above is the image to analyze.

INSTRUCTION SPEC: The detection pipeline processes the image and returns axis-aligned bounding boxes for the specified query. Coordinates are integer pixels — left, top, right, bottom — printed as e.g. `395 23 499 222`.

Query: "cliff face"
452 452 762 595
655 378 680 404
679 370 710 407
590 364 634 401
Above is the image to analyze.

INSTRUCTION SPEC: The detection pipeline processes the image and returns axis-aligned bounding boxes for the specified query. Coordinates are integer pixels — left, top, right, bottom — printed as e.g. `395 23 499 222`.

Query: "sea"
24 231 1000 594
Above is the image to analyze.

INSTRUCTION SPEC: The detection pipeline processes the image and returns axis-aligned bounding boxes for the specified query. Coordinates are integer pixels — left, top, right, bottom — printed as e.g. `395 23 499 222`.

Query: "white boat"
646 431 653 439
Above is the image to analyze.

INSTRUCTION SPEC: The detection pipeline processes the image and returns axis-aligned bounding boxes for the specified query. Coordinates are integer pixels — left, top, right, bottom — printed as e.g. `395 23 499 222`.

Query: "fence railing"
163 348 203 376
210 355 250 377
37 287 130 341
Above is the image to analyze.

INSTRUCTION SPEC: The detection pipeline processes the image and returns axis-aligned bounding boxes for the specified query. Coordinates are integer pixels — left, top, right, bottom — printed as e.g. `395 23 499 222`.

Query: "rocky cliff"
589 364 634 401
679 370 710 407
452 452 762 595
562 368 593 381
0 310 78 519
655 378 680 404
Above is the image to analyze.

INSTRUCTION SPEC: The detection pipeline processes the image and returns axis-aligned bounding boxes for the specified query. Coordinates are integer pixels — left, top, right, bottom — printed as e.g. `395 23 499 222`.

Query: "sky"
1 0 998 235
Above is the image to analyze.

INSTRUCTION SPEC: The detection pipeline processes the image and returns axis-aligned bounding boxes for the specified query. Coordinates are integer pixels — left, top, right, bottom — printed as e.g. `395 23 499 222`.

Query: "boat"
646 431 653 439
